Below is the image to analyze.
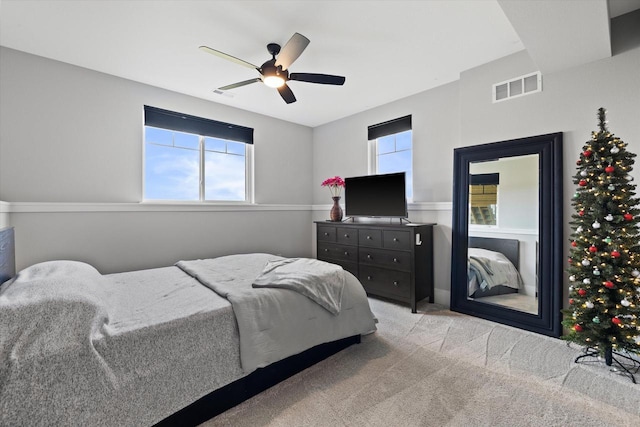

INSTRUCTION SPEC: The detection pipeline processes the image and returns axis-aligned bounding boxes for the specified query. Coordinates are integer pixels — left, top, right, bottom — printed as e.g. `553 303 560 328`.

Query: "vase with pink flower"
321 176 345 222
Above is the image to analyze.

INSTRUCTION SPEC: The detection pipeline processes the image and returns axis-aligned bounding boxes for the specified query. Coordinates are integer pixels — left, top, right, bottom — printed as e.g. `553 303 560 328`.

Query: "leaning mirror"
451 132 563 337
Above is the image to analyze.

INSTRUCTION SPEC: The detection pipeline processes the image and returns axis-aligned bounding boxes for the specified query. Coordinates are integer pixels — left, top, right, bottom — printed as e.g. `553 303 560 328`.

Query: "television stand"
315 221 435 312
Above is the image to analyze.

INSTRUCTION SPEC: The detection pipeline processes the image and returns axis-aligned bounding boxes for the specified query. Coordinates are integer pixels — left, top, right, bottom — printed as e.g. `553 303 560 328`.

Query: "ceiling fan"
199 33 345 104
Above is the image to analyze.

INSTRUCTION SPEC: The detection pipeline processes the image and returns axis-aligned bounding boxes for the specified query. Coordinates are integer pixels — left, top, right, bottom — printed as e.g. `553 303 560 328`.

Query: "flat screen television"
345 172 408 218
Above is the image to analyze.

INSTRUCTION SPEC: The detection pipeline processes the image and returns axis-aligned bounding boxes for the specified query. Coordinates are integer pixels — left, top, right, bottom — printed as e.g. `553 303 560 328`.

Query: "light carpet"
202 299 640 427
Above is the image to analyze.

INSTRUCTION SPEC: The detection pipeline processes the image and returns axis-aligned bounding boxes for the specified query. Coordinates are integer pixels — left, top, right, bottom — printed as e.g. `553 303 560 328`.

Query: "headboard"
469 236 519 269
0 227 16 284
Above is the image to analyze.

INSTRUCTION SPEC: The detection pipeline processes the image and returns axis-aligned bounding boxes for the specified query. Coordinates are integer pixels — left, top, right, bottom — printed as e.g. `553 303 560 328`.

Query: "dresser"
315 221 435 313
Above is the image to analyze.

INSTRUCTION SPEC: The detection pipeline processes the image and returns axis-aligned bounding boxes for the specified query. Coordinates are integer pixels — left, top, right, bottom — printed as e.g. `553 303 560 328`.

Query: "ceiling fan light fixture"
263 75 285 88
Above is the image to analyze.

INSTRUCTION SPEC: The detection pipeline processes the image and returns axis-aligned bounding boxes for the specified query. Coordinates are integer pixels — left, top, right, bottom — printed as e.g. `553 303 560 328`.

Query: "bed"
467 236 523 299
0 227 377 426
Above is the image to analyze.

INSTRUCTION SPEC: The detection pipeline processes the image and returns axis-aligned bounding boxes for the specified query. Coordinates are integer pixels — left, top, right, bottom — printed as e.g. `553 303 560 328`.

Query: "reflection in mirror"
451 132 563 337
467 155 539 315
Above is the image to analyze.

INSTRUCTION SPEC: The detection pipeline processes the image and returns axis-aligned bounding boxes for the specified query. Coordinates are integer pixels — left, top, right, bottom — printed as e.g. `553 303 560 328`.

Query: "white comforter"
0 254 376 426
176 254 377 373
468 247 523 295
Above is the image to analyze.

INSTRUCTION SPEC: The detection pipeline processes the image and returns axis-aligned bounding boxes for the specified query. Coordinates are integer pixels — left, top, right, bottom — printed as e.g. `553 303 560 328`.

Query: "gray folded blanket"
252 257 344 315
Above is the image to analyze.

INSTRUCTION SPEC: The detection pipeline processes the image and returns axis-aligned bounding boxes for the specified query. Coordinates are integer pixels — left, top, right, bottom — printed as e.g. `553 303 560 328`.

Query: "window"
368 115 413 200
143 106 253 202
469 173 499 225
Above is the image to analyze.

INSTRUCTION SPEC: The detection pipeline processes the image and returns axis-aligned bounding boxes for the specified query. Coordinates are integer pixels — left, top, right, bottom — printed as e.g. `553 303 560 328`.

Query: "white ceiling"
1 0 638 127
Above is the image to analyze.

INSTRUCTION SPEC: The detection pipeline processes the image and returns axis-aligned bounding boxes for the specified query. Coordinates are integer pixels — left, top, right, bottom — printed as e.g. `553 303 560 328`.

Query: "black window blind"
144 105 253 144
368 115 412 140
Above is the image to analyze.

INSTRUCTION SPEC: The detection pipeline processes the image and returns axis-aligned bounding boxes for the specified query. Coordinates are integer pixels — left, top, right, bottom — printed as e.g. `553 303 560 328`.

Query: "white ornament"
582 259 591 266
569 275 576 282
577 226 584 233
593 268 601 276
580 170 588 177
569 285 574 291
593 221 601 229
608 184 615 191
626 175 634 181
611 147 620 154
586 301 594 309
634 336 640 345
605 214 613 222
632 269 640 277
621 299 630 307
583 278 591 284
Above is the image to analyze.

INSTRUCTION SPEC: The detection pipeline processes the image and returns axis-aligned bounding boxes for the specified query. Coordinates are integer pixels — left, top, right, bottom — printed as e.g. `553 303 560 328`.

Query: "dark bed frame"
468 236 520 298
0 227 361 426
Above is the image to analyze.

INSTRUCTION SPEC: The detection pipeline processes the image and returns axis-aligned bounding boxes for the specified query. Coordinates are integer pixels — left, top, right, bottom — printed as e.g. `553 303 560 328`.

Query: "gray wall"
2 11 639 301
312 12 640 305
0 47 315 273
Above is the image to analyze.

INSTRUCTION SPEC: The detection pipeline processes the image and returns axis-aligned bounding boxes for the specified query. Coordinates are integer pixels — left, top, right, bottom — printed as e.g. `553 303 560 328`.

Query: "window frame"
368 129 413 202
142 125 254 204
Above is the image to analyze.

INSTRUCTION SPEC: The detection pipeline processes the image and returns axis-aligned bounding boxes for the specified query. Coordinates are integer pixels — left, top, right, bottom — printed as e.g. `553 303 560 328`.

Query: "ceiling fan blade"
289 73 346 85
218 78 262 91
277 84 297 104
199 45 258 70
274 33 310 70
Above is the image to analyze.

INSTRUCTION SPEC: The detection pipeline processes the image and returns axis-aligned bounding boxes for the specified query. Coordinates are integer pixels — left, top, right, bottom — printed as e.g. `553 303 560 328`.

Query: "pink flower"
321 176 345 197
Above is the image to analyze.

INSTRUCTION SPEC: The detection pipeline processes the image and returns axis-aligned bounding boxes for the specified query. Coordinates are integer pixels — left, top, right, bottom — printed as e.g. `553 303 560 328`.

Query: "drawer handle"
393 238 399 242
324 248 329 252
367 254 372 259
367 275 372 281
324 232 329 236
344 233 349 238
393 281 399 287
366 235 372 240
344 251 349 256
393 258 398 263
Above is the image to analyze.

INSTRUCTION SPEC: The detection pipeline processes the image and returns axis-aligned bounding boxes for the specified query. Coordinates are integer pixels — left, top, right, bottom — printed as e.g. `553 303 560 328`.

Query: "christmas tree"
563 108 640 378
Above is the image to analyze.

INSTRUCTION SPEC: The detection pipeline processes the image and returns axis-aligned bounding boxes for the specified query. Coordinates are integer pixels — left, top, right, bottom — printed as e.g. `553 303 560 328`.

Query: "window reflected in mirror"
469 173 499 225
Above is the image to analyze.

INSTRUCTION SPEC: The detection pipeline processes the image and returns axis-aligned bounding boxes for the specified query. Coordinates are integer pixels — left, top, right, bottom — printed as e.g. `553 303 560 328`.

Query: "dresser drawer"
358 229 383 248
317 225 336 242
383 230 412 251
317 242 357 263
359 266 410 299
359 248 411 272
336 227 358 245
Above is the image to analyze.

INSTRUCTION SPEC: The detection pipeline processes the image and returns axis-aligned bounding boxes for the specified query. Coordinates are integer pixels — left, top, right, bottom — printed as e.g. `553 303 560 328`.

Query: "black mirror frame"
451 132 563 337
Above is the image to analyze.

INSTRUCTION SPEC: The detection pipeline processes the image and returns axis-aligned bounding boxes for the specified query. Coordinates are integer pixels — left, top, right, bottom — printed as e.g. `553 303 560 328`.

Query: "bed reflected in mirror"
451 132 563 337
467 156 539 315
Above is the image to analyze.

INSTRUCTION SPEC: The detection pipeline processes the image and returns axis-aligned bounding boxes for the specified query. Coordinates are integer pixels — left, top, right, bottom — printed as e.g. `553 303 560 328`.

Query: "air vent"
213 89 234 98
493 71 541 103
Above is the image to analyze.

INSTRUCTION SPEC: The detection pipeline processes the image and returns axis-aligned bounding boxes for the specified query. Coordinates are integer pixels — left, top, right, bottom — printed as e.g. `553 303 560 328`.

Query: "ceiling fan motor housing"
261 59 288 82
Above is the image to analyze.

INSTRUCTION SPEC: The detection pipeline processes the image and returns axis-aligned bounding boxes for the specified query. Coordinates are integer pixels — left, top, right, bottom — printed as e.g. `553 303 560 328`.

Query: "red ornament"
574 324 584 332
579 210 585 216
583 150 593 157
578 288 587 296
568 258 573 264
579 179 588 186
571 241 577 247
624 213 633 221
611 250 621 258
604 281 615 289
589 245 597 253
605 166 615 173
576 159 582 165
612 317 622 325
569 298 575 305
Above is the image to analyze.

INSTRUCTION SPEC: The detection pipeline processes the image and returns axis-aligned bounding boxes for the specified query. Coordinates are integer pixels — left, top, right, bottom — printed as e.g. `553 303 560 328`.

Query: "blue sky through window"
144 126 246 201
377 130 413 200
